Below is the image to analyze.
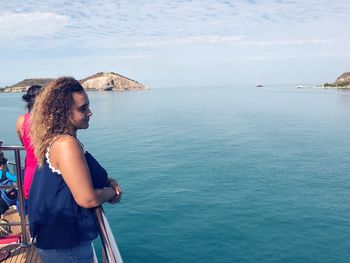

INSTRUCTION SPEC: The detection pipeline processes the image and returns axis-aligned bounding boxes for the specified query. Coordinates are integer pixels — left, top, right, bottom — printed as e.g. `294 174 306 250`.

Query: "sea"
0 85 349 263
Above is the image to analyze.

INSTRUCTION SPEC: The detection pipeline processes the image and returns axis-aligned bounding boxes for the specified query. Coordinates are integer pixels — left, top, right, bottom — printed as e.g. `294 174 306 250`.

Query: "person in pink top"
16 85 42 200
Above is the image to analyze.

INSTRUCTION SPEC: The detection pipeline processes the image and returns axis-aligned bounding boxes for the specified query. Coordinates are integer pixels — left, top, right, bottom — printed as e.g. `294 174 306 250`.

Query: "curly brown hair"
30 77 84 166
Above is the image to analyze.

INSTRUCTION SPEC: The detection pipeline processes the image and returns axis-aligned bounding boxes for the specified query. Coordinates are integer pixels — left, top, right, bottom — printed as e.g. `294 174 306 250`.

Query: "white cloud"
62 54 154 62
133 35 332 48
228 52 350 62
0 12 69 39
0 1 349 49
135 35 243 47
243 39 333 46
0 1 349 85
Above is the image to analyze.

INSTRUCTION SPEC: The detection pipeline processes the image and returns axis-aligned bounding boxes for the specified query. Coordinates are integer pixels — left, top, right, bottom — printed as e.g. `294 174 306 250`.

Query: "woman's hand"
107 177 122 204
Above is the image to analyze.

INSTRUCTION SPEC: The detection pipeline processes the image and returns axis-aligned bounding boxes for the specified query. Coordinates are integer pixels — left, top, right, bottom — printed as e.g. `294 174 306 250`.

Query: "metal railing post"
95 206 123 263
0 146 29 247
14 148 29 246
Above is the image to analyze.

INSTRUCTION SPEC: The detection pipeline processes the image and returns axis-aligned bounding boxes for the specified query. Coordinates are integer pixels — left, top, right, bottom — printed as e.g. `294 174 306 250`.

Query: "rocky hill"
80 72 145 91
324 72 350 87
1 78 54 92
0 72 145 92
334 72 350 85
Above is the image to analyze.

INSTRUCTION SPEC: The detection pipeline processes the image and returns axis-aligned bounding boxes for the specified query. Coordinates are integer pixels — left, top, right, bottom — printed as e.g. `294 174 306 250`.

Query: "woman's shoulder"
17 114 26 121
16 114 25 129
47 135 84 172
50 135 85 159
51 134 81 150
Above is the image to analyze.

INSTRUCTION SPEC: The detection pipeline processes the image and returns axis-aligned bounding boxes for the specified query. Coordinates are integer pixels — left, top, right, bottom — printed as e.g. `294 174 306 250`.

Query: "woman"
16 85 42 200
28 77 122 263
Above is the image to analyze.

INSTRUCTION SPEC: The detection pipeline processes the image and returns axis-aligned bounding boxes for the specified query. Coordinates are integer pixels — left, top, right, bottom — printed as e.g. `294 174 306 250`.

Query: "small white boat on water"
256 81 263 87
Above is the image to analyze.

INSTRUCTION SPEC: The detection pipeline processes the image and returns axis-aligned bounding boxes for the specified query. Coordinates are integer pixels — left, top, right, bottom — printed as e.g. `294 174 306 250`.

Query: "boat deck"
0 207 41 263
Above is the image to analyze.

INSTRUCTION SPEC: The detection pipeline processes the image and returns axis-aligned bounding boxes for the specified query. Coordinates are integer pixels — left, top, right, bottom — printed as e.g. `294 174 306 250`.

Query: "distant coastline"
295 72 350 89
0 72 146 93
321 72 350 89
314 85 350 89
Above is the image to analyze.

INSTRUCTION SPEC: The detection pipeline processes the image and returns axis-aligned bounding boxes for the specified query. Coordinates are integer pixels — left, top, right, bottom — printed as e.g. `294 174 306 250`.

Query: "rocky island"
80 72 145 91
0 72 146 92
324 72 350 88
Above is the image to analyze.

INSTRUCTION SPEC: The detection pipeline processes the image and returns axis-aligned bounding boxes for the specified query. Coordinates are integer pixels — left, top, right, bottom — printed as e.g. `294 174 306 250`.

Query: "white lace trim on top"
45 147 62 175
45 139 86 175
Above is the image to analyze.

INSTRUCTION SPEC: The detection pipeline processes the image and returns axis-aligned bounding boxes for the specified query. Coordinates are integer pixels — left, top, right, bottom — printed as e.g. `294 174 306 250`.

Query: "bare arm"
16 115 25 145
50 136 116 208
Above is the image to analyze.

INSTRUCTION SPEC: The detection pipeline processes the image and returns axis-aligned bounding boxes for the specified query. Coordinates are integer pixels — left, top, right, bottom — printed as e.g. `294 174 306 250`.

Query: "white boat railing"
95 206 124 263
0 145 123 262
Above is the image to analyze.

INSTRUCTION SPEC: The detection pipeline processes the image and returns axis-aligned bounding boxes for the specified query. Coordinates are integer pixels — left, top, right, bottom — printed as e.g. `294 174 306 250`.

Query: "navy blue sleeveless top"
28 150 108 249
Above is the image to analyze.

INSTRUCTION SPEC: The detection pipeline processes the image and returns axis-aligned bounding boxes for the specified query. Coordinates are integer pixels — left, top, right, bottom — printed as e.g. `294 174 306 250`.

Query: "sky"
0 0 349 87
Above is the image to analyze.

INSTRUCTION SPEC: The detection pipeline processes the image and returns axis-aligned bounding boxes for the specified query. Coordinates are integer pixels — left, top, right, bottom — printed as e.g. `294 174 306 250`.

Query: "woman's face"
70 91 92 130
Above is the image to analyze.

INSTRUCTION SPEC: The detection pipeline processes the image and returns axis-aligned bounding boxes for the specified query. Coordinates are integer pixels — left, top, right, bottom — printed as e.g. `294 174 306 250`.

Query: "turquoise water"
1 85 350 262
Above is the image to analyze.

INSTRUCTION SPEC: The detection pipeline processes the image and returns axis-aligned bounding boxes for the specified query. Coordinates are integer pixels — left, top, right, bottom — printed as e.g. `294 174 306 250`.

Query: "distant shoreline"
314 85 350 89
0 72 146 93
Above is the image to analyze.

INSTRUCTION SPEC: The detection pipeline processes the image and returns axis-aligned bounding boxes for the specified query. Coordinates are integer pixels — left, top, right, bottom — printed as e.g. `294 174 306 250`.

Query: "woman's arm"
50 136 116 208
16 115 25 145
